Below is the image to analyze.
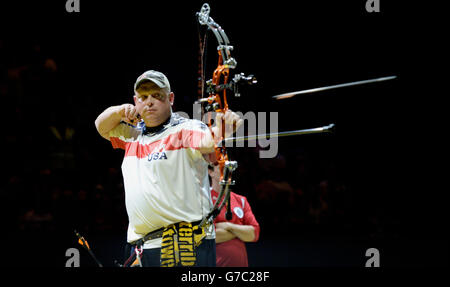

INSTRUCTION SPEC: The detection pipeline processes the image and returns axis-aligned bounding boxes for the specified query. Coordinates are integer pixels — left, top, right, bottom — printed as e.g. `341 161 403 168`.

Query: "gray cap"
134 70 171 91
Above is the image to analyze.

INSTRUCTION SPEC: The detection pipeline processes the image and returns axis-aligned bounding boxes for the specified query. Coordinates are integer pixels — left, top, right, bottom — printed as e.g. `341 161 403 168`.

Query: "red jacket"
211 189 260 267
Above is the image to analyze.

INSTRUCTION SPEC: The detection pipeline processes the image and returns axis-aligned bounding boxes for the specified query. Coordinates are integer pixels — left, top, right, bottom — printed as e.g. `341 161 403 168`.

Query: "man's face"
134 82 174 127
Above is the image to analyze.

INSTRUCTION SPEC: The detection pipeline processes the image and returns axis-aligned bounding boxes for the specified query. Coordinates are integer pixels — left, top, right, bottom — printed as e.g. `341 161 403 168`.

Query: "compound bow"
196 3 257 225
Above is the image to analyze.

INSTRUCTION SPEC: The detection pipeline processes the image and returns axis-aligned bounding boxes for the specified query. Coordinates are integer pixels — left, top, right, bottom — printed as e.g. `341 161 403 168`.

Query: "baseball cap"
134 70 171 92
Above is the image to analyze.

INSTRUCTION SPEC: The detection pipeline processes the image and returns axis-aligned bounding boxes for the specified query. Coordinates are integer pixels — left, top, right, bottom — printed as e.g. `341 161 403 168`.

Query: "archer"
94 70 242 267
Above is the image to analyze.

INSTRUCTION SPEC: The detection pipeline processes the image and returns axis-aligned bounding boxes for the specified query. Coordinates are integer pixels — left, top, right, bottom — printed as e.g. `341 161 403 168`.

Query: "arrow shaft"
273 75 397 100
219 124 334 146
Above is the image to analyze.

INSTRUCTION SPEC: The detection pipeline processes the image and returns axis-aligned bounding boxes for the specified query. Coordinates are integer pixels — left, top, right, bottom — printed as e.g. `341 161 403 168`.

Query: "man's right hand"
121 103 140 125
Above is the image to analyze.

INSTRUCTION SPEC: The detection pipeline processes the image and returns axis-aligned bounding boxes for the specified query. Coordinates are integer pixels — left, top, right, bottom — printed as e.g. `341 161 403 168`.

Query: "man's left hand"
212 110 243 141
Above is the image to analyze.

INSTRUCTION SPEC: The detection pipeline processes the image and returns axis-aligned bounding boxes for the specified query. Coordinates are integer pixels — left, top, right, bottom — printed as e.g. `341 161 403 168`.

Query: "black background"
0 0 447 271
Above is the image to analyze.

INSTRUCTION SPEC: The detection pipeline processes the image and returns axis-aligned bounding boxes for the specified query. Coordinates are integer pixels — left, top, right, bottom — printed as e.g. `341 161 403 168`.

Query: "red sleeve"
242 196 260 242
181 120 210 150
110 136 127 150
181 129 206 149
108 122 136 150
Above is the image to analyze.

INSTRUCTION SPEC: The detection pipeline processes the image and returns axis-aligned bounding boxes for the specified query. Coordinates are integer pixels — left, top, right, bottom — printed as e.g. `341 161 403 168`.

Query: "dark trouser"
126 239 216 267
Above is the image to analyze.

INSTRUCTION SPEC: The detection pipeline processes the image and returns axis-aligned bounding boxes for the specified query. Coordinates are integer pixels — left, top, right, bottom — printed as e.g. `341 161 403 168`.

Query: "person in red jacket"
208 164 260 267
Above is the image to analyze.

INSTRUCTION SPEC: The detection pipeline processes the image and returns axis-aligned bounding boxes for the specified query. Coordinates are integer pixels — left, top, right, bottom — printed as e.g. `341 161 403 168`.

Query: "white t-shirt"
109 113 215 248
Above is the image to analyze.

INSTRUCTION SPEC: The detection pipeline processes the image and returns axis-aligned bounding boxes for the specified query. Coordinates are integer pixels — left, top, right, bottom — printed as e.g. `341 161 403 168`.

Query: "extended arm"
199 110 243 156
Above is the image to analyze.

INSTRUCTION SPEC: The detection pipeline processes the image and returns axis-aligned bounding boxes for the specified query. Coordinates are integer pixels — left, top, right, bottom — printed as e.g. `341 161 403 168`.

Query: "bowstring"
197 17 210 222
197 21 208 101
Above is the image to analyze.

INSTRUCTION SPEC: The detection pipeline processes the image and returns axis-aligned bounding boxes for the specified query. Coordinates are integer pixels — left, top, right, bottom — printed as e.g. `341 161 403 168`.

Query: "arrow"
218 124 335 147
74 230 103 267
273 75 397 100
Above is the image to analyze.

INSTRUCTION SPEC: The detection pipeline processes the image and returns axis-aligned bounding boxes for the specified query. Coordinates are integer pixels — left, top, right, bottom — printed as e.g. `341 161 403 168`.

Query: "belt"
129 220 205 247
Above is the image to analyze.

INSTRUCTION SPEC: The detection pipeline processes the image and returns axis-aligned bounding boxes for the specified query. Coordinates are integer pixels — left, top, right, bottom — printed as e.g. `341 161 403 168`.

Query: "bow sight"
199 74 257 112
